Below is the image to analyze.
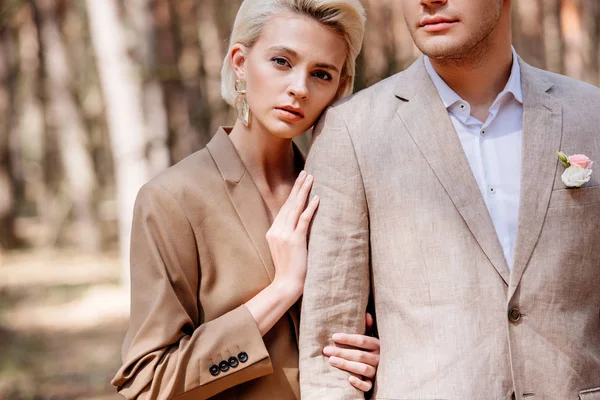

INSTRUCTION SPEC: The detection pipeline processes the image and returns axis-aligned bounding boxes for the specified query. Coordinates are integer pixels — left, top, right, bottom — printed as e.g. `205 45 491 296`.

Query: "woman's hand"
322 312 381 392
266 170 319 297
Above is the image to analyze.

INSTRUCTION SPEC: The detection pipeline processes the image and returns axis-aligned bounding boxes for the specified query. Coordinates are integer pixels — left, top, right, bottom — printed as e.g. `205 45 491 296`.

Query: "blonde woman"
111 1 379 399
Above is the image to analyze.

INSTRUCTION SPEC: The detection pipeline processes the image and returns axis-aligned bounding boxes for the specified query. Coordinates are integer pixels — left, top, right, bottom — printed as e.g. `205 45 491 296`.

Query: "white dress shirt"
424 50 523 268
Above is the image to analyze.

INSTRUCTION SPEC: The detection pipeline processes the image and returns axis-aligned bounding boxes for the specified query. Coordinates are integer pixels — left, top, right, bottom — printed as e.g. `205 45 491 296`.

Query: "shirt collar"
424 47 523 110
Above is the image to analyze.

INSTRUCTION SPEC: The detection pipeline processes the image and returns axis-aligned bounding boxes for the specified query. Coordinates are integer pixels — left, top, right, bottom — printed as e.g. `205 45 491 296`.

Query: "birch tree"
86 0 149 284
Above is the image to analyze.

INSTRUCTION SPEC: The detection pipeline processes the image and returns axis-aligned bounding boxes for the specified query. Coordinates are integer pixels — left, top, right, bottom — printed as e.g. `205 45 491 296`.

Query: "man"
299 0 600 399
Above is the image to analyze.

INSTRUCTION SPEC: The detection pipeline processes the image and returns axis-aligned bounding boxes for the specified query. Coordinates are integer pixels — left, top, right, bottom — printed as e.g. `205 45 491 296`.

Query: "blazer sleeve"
299 107 371 399
111 182 273 400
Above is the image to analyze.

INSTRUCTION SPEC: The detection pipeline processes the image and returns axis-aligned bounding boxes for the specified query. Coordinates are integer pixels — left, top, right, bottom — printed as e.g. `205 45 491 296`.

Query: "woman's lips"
275 108 304 122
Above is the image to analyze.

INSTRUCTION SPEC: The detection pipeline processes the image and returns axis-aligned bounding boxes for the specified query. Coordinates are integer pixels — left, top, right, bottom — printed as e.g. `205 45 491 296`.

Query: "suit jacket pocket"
580 386 600 399
549 186 600 208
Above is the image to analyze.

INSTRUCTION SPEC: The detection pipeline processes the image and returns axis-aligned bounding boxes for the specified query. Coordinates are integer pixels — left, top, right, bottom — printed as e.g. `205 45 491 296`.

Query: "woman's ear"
231 43 248 80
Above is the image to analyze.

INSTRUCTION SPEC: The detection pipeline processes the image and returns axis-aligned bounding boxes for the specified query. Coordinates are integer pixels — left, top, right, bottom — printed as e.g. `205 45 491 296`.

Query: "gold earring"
235 79 250 127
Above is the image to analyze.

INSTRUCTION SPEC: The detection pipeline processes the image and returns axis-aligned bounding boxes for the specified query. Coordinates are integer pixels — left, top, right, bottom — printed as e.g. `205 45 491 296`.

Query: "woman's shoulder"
138 147 222 207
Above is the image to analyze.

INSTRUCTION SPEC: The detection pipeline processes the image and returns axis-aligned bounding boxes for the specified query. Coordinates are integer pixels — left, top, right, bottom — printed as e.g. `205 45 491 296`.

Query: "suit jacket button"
508 307 522 323
218 360 230 372
209 364 220 376
228 356 239 368
238 352 248 363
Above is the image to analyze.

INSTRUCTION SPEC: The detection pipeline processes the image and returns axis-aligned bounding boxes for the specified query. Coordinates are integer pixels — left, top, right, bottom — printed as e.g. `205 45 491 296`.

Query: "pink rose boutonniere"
557 151 594 188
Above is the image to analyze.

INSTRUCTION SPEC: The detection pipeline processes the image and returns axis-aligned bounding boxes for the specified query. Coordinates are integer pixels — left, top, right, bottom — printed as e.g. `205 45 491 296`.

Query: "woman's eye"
313 70 332 81
272 57 289 67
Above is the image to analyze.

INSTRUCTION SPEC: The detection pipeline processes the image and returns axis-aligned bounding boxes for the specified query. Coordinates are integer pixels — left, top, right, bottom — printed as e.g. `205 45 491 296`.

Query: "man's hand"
323 312 380 392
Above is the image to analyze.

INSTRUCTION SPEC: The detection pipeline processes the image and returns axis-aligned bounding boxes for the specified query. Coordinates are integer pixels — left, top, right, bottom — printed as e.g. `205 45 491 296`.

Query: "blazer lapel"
395 58 510 284
508 60 563 299
207 128 302 341
207 128 276 282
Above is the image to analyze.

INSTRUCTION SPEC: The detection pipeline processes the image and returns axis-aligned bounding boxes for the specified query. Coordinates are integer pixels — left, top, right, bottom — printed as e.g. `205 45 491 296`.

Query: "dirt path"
0 250 128 399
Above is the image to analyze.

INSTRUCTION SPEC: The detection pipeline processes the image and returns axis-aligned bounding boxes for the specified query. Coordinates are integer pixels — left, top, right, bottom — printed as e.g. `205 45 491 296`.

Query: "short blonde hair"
221 0 366 105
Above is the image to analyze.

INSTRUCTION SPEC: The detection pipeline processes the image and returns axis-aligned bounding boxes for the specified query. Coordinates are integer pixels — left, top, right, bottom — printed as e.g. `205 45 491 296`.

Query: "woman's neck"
228 119 297 189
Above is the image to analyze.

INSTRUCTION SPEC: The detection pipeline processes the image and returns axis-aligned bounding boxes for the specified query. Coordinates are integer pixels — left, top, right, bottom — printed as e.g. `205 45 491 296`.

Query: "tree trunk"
198 0 235 133
0 22 20 250
580 0 599 86
125 0 170 178
35 0 101 251
512 0 545 68
86 0 149 285
560 0 584 81
542 0 564 74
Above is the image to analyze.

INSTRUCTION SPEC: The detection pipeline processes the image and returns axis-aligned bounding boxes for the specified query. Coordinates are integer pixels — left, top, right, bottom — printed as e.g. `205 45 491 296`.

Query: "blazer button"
228 356 239 368
508 307 522 323
209 364 220 376
219 360 230 372
238 351 249 363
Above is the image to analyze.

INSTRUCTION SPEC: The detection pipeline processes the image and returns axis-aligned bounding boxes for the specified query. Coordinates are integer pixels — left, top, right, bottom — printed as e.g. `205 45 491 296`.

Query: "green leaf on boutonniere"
557 151 570 168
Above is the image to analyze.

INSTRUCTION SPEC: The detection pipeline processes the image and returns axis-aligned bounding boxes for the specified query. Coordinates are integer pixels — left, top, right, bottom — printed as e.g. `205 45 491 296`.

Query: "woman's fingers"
323 345 379 368
295 195 319 234
349 376 373 392
277 170 307 224
289 170 307 199
287 173 313 227
328 356 377 379
331 333 380 352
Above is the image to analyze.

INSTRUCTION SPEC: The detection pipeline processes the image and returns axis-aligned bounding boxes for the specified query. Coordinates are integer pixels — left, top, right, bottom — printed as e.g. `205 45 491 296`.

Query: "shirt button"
480 129 486 136
490 187 496 194
459 103 466 110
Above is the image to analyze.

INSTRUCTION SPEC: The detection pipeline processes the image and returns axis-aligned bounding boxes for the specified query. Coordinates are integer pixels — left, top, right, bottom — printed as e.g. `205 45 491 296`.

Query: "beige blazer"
112 128 302 399
299 57 600 400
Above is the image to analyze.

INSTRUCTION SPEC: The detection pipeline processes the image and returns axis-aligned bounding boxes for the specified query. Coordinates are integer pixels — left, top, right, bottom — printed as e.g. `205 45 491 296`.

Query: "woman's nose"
288 74 309 100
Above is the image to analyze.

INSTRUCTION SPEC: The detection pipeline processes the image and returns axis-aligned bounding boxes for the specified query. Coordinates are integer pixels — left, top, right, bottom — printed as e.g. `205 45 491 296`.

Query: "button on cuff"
209 364 220 376
238 351 249 363
228 356 239 368
219 360 230 372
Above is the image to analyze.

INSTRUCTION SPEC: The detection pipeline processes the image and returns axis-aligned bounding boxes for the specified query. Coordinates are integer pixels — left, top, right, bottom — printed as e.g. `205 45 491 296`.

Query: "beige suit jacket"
112 128 302 399
299 57 600 400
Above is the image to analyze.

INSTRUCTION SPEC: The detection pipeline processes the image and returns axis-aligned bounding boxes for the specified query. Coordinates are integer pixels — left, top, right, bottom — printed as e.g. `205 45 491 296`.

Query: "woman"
112 1 378 399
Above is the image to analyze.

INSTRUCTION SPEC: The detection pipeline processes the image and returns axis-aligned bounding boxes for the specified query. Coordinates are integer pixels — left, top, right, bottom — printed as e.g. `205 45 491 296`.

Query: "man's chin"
416 37 467 60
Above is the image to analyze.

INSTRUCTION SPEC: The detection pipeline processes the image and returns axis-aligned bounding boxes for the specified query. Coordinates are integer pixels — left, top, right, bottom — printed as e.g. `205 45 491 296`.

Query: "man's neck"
429 44 514 120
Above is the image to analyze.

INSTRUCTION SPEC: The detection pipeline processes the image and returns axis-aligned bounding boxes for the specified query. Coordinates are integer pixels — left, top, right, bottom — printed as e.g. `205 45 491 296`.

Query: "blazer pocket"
548 185 600 208
580 386 600 399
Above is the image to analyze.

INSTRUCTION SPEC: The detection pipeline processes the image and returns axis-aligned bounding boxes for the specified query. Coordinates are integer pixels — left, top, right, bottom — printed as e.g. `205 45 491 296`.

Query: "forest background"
0 0 599 398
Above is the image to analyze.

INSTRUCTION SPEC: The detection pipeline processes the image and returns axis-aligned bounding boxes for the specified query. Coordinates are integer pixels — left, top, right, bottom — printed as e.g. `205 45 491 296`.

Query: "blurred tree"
512 0 545 68
86 0 149 283
0 22 18 251
0 0 599 285
125 0 170 177
34 0 101 251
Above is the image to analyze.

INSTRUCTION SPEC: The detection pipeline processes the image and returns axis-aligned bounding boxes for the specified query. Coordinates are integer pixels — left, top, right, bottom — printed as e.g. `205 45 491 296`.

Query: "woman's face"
232 12 348 139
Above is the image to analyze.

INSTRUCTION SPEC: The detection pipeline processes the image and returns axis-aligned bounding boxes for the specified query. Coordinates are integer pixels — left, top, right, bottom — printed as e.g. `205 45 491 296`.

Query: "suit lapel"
508 61 563 299
207 128 302 341
395 58 510 284
207 128 276 282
